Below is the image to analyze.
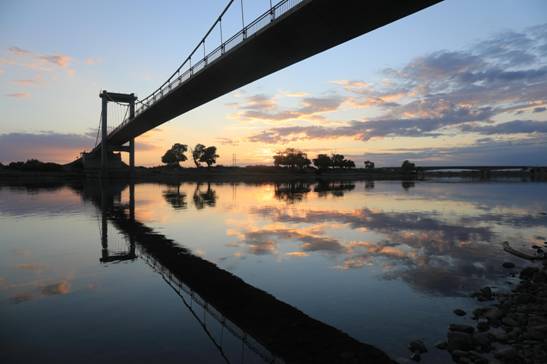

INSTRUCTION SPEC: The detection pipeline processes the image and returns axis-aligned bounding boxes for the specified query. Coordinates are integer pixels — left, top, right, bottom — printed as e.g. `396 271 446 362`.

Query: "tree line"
161 143 218 167
272 148 416 171
159 144 417 171
272 148 357 170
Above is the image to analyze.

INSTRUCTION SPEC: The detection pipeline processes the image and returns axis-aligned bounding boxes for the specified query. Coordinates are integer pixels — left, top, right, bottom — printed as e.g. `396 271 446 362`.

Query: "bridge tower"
99 91 137 178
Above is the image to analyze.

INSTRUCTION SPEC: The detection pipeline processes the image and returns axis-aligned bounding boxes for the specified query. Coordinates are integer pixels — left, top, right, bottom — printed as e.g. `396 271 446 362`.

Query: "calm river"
1 180 547 363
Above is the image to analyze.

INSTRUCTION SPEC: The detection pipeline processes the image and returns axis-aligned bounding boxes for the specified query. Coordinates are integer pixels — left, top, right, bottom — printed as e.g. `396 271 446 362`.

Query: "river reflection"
1 180 547 363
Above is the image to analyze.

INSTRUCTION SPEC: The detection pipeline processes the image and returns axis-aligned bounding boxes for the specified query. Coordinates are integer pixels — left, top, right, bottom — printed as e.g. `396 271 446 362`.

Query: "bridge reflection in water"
80 181 393 364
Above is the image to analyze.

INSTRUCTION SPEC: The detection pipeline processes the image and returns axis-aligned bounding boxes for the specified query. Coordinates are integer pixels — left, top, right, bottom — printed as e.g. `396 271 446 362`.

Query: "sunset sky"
1 0 546 167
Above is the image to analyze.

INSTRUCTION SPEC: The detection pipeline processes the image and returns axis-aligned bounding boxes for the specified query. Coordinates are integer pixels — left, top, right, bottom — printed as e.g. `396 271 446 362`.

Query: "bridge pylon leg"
100 94 108 178
129 99 135 180
129 139 135 179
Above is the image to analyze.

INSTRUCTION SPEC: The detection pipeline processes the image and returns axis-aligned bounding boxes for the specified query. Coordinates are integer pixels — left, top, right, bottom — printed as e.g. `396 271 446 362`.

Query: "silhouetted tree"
330 154 355 169
342 159 355 168
273 148 311 170
312 154 332 170
364 160 375 169
401 160 416 172
192 144 206 167
161 143 188 167
199 146 219 167
331 154 345 168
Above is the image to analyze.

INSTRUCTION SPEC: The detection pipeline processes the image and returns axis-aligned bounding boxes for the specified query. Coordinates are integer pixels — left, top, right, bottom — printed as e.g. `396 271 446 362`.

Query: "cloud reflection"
228 201 544 296
7 280 71 304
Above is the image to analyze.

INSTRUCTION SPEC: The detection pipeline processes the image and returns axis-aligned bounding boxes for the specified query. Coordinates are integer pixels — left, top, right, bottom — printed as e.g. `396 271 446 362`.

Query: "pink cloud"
38 54 71 68
5 92 30 98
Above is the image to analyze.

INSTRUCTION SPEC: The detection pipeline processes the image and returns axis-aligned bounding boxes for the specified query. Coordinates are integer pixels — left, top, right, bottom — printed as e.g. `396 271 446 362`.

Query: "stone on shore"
449 324 475 334
447 331 475 351
408 339 427 354
453 308 466 316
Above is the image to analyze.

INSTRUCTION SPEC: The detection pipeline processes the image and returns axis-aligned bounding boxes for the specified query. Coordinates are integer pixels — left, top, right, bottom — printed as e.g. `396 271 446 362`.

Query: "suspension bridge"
80 0 442 176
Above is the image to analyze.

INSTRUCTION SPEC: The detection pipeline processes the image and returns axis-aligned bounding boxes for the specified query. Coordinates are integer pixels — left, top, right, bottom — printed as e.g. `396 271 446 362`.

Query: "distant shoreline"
1 165 545 184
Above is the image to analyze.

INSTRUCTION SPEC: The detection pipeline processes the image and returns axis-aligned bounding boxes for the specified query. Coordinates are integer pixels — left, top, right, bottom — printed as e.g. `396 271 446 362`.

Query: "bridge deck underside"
105 0 440 147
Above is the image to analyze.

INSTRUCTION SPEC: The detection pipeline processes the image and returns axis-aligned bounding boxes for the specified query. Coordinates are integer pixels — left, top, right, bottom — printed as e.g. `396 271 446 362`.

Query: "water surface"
1 180 546 363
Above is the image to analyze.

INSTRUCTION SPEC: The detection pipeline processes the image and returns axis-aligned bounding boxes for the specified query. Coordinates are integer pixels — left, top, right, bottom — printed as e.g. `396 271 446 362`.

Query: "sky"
1 0 547 167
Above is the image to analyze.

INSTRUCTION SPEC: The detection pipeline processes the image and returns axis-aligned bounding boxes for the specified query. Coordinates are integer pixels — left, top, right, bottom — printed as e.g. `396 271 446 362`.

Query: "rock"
489 327 508 342
473 307 489 319
408 339 427 353
502 262 516 269
467 351 489 364
494 346 518 360
447 331 475 351
339 351 354 359
449 324 475 334
515 293 534 304
473 332 491 345
480 286 493 299
453 309 466 316
477 320 490 332
520 267 539 280
484 307 503 321
502 316 518 327
434 341 448 350
532 271 547 283
524 327 545 340
410 352 421 361
532 245 541 249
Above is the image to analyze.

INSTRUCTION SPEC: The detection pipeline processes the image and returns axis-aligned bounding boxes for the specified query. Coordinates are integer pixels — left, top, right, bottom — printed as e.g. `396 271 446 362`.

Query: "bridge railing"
109 0 305 138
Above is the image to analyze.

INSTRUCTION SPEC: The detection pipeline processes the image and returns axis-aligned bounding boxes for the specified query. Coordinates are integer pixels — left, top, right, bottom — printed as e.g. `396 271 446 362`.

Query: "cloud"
461 119 547 135
8 46 31 56
231 93 344 123
0 132 95 163
216 137 239 146
11 75 42 86
38 54 71 68
248 23 547 145
354 137 547 166
16 263 46 272
5 92 30 98
0 131 157 163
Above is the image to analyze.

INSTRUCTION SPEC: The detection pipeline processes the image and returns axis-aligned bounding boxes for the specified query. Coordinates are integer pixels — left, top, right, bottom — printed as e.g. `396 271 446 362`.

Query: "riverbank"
421 248 547 363
1 165 545 184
